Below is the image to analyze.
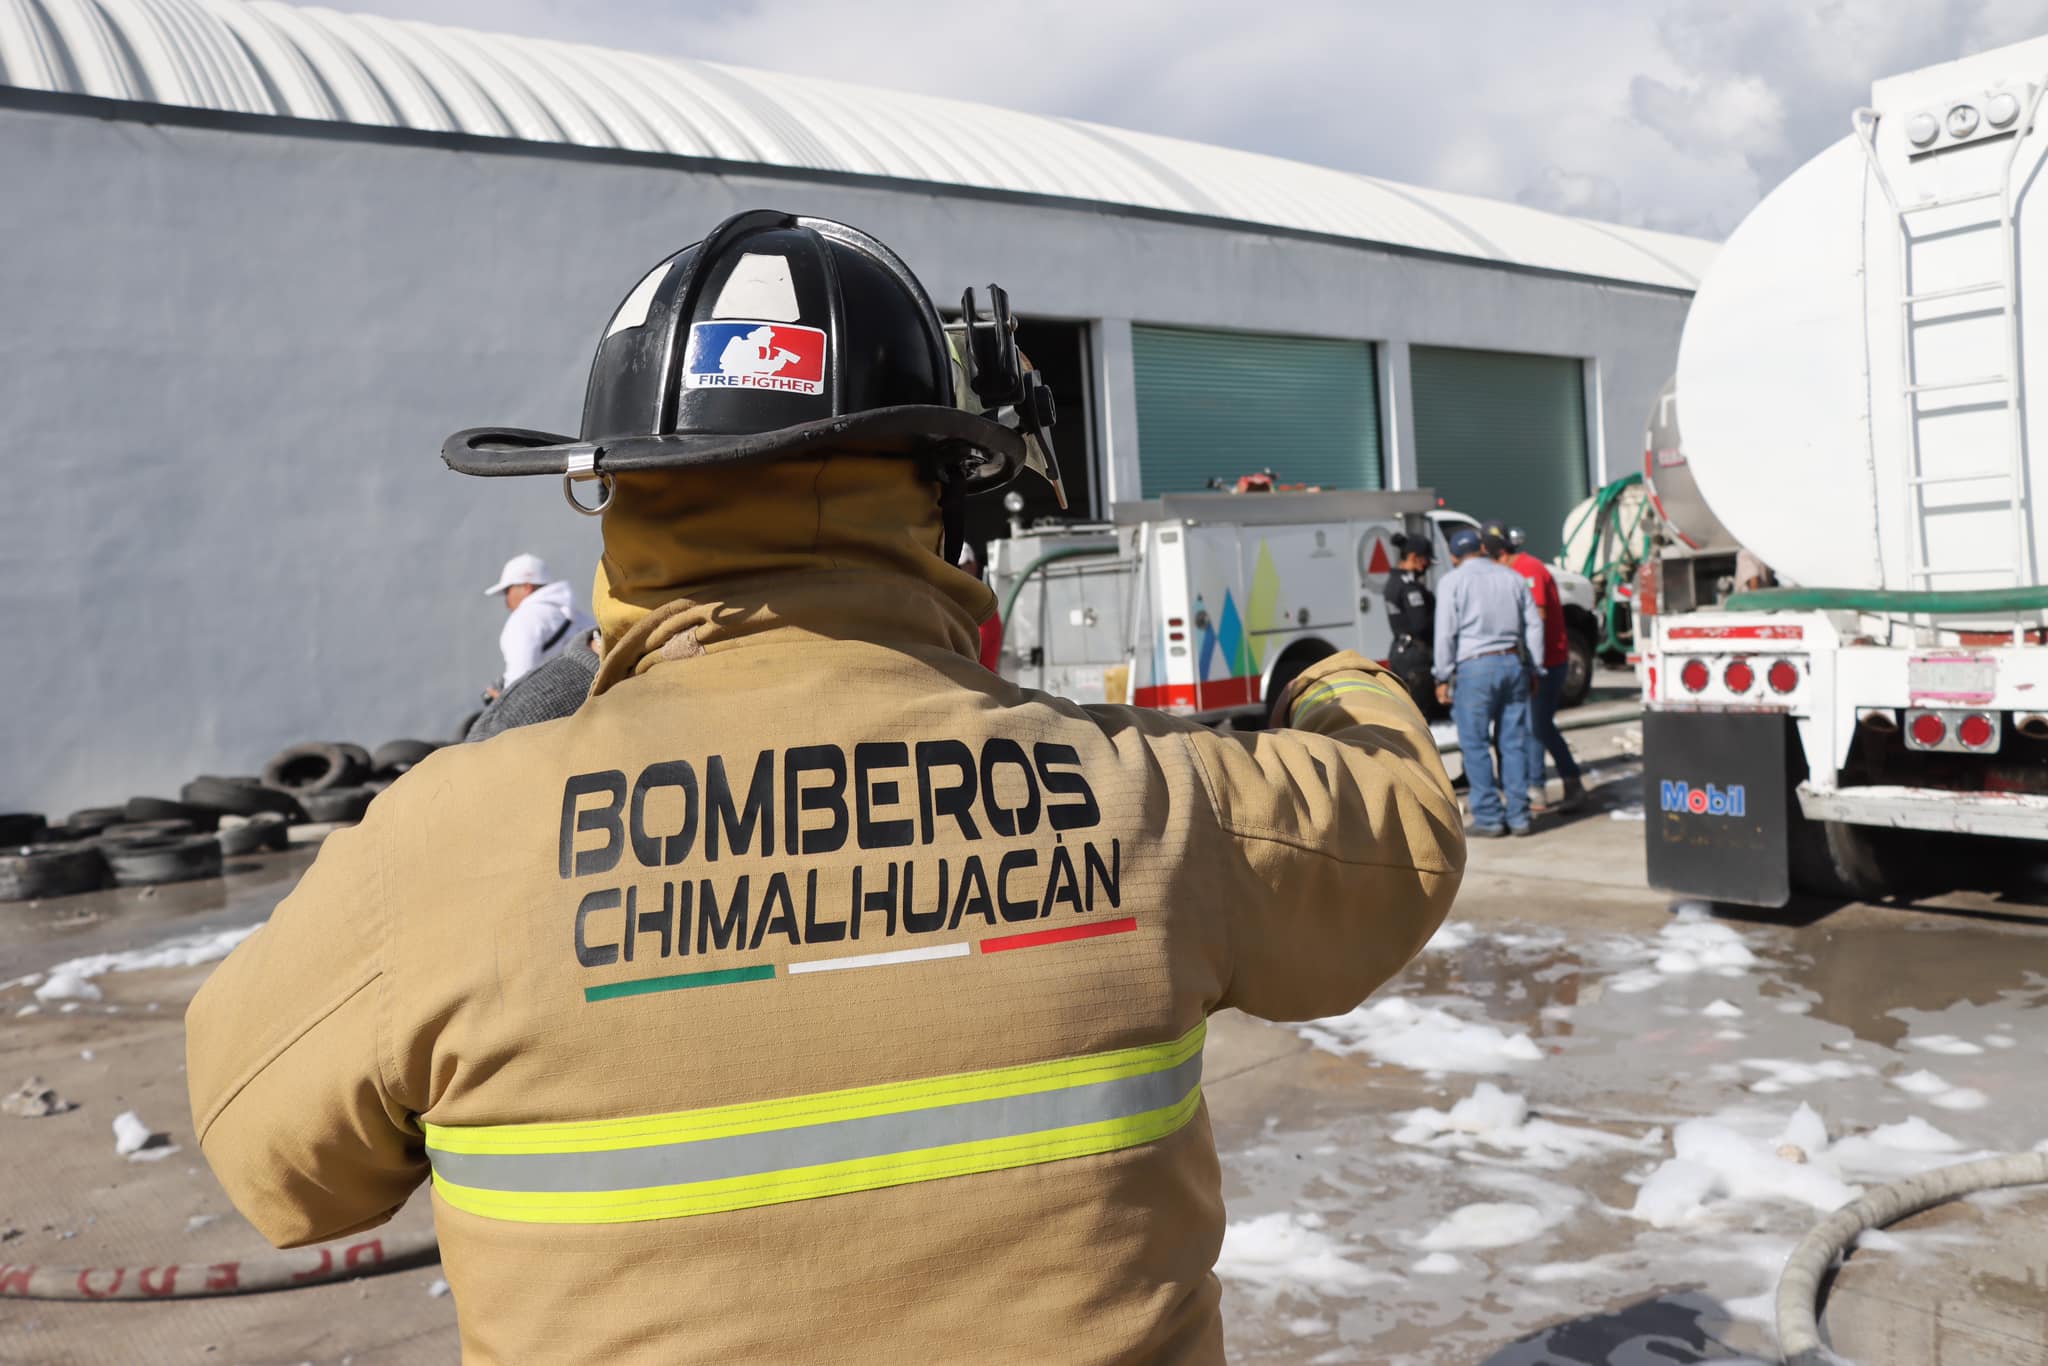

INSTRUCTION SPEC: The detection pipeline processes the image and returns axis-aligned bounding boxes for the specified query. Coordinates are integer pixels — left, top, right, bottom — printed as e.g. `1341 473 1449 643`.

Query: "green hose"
1562 473 1655 655
998 545 1121 627
1728 584 2048 612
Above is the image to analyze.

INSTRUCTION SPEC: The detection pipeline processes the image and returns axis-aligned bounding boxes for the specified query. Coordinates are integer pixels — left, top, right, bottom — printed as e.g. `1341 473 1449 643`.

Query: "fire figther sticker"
682 320 827 396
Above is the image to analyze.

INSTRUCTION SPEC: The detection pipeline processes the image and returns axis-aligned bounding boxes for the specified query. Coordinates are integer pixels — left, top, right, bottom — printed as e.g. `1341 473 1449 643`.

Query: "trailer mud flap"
1643 710 1790 906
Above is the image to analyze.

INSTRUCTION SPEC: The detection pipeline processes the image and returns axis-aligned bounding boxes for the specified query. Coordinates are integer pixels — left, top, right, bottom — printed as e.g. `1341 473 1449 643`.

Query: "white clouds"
1630 72 1787 163
329 0 2048 238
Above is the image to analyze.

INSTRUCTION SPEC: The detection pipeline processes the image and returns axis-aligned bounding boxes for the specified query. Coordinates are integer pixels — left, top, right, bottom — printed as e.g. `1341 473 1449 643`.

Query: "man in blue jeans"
1484 523 1585 814
1433 527 1545 836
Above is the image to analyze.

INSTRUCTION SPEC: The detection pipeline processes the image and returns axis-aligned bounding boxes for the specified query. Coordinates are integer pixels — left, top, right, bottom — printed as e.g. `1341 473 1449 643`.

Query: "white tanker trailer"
1642 38 2048 905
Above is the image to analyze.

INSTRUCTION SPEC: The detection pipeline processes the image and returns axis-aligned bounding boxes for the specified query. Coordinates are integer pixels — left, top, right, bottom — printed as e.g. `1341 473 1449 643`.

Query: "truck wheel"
1561 627 1596 709
1789 817 1890 901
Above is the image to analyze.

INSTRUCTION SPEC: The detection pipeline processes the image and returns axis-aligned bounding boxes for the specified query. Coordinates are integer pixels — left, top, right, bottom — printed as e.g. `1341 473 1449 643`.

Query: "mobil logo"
682 321 827 395
1660 781 1746 817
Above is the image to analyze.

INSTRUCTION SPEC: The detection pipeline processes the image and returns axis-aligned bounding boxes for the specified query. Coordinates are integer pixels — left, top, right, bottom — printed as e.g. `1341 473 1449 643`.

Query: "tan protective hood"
589 453 995 693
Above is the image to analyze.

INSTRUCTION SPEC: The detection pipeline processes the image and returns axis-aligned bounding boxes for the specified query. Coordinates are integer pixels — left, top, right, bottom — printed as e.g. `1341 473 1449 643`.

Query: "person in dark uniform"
1384 533 1438 715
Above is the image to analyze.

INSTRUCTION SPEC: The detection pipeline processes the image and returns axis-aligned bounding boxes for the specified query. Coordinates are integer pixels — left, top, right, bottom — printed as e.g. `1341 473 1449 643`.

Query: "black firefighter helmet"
442 210 1063 542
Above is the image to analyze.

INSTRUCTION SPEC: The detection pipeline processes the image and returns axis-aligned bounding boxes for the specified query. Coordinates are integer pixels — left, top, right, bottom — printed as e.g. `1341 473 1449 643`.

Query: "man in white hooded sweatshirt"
483 552 595 697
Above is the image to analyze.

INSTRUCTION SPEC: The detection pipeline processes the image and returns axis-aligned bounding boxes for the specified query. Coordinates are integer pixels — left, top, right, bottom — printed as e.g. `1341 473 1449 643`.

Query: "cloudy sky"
335 0 2048 239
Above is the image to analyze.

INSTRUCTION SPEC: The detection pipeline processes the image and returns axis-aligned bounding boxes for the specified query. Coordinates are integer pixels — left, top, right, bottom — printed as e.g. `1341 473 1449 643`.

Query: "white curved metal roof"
0 0 1718 289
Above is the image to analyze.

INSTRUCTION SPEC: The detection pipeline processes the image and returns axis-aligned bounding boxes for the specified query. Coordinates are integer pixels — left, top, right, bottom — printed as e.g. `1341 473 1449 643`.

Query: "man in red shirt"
1485 524 1584 813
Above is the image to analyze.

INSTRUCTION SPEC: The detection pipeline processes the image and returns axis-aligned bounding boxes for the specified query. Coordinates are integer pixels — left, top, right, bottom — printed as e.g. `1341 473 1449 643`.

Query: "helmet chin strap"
940 477 968 567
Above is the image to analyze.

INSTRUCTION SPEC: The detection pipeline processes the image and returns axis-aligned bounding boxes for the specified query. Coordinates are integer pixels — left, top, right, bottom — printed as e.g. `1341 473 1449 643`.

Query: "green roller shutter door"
1410 346 1589 560
1132 326 1380 495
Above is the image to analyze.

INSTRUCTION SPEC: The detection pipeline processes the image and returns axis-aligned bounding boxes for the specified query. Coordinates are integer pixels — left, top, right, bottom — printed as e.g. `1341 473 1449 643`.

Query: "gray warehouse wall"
0 102 1690 812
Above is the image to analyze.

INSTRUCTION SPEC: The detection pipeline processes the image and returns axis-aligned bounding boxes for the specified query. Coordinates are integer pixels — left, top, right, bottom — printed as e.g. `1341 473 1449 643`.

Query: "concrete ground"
3 702 2045 1364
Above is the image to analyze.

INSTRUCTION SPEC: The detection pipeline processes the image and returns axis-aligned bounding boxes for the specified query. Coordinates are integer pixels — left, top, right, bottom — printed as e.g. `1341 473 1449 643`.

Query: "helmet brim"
442 406 1028 491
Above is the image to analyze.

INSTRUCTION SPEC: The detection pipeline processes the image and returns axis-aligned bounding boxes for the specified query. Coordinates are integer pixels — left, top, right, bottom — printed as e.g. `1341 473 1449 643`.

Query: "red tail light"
1958 713 1996 749
1680 659 1710 693
1768 660 1799 694
1724 660 1755 694
1910 712 1948 747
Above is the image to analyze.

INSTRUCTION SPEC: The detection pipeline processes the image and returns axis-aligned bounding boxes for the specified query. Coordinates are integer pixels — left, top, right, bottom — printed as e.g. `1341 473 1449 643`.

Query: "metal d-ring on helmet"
441 210 1063 556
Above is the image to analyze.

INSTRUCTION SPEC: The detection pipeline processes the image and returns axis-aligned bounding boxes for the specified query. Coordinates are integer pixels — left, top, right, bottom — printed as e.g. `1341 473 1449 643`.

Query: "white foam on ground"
1630 1105 1996 1230
111 1110 178 1162
1740 1057 1874 1093
1298 999 1542 1075
1702 999 1744 1019
1830 1118 1988 1184
1722 1290 1778 1325
1410 1252 1462 1274
1856 1117 1962 1153
33 973 101 1003
1390 1083 1648 1169
43 926 259 986
1891 1069 1951 1097
1286 1315 1330 1337
1605 908 1760 994
1929 1087 1989 1111
1215 1212 1395 1298
1629 1105 1856 1227
1416 1202 1548 1251
1526 1255 1630 1283
1424 921 1477 952
1906 1033 1984 1056
1491 930 1569 956
1883 1069 1989 1111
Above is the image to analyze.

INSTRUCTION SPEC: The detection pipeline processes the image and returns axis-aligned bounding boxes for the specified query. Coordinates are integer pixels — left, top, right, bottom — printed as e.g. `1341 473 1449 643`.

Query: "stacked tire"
3 735 439 903
260 741 383 825
101 833 222 888
0 843 107 901
216 813 291 856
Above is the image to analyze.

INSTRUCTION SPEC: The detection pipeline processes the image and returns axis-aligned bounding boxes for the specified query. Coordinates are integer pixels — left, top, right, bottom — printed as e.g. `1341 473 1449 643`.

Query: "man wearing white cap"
483 552 594 698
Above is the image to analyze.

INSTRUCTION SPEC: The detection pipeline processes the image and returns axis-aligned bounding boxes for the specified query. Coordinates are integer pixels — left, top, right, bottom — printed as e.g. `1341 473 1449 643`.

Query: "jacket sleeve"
1521 577 1546 668
1183 652 1464 1022
1432 576 1457 681
185 813 424 1248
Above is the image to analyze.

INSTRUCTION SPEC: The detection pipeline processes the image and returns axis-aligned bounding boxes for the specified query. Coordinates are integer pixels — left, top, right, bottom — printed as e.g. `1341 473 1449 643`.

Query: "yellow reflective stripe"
1292 677 1395 719
423 1019 1206 1156
430 1086 1202 1225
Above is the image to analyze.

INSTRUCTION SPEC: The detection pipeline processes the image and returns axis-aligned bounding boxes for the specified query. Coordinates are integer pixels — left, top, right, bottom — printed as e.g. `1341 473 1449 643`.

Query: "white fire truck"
987 490 1597 726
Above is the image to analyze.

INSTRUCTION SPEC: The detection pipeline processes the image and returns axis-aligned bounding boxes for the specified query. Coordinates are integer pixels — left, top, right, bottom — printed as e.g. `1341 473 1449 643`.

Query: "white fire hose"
1775 1149 2048 1364
0 1229 437 1300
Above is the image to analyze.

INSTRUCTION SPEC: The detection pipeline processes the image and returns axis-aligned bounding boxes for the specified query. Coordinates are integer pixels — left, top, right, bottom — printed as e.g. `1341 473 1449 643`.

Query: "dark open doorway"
959 318 1096 559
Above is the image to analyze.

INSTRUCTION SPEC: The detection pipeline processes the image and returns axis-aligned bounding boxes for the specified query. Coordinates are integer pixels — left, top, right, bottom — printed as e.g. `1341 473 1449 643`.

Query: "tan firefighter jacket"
187 454 1465 1364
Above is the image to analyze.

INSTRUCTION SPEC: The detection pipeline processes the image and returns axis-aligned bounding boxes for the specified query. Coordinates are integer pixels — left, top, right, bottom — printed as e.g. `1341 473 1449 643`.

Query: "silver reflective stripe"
427 1051 1202 1195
